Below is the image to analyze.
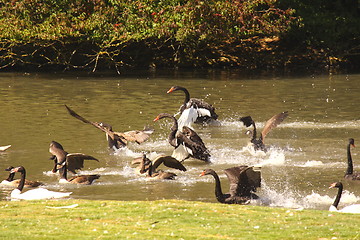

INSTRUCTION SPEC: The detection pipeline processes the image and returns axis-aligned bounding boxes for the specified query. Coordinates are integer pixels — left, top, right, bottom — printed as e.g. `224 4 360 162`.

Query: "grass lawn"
0 199 359 239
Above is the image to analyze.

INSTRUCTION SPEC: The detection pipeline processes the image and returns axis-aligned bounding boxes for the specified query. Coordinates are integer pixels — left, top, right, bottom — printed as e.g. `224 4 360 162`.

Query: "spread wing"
152 155 187 172
66 153 99 174
65 105 112 135
261 111 288 140
115 126 154 144
224 166 261 197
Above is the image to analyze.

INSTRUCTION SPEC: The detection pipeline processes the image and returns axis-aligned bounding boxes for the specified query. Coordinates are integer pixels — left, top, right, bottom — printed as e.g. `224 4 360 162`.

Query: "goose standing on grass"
0 145 11 151
1 166 43 188
240 111 288 152
9 166 72 200
58 163 100 185
329 182 360 213
167 86 218 128
49 141 99 174
153 113 211 162
136 154 187 180
344 138 360 180
199 166 261 204
65 105 154 150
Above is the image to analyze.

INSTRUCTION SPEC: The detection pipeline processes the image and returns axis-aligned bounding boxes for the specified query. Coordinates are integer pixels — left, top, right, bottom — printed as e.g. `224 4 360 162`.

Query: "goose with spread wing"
49 141 99 174
344 138 360 180
240 111 288 152
153 113 211 162
136 153 187 180
200 166 261 204
65 105 154 150
167 86 218 128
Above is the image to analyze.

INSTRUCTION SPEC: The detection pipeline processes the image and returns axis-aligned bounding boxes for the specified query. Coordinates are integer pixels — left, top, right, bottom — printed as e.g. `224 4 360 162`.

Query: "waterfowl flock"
1 85 359 213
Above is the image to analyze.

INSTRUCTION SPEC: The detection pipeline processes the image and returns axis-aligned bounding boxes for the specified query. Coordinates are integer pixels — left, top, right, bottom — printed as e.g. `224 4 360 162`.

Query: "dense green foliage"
0 0 359 72
1 199 360 239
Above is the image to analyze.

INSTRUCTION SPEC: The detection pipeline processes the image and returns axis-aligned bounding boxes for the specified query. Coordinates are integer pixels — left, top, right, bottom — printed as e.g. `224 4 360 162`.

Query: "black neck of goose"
168 116 179 147
209 171 225 203
59 164 68 180
346 142 353 175
178 87 190 105
252 122 257 142
17 168 26 191
333 184 343 208
6 172 15 182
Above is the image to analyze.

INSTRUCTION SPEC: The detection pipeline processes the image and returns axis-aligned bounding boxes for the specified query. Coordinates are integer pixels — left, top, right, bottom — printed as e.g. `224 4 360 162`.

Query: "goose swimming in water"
1 166 43 188
344 138 360 180
136 153 187 180
65 105 154 150
49 141 99 174
329 182 360 214
153 113 211 162
57 162 100 185
167 86 218 128
240 111 288 152
9 166 72 200
200 166 261 204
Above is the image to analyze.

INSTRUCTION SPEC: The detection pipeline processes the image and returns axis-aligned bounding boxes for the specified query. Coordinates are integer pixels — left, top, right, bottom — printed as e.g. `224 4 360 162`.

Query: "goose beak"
199 171 205 177
153 116 160 122
329 182 336 189
351 143 356 147
167 87 175 94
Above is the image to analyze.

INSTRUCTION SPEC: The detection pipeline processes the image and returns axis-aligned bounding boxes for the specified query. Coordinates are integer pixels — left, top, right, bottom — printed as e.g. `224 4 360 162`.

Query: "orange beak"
153 116 160 122
199 171 205 177
329 182 336 189
167 87 175 94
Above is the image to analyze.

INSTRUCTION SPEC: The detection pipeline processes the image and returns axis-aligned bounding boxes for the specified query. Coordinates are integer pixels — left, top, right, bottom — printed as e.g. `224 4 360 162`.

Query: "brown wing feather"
261 111 288 140
66 153 99 174
224 166 261 197
152 155 187 171
65 105 112 135
115 127 154 144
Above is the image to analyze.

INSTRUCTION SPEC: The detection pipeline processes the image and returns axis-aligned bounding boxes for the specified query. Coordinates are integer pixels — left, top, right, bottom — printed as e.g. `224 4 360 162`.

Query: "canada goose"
1 166 43 188
49 141 99 174
9 166 72 200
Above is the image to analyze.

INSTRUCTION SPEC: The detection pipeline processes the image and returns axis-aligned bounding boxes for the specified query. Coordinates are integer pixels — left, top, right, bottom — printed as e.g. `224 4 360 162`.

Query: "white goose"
9 166 72 200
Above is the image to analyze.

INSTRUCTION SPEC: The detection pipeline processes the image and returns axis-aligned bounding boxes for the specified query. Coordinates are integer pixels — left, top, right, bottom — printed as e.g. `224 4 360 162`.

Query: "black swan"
329 182 360 213
344 138 360 180
49 141 99 174
0 145 11 151
136 154 187 180
9 166 72 200
65 105 154 150
240 111 288 152
1 166 43 188
167 86 218 127
58 163 100 185
153 113 211 162
200 166 261 204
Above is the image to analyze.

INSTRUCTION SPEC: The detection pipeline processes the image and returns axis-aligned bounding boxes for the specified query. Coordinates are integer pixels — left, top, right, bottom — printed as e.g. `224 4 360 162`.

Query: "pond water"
0 71 359 211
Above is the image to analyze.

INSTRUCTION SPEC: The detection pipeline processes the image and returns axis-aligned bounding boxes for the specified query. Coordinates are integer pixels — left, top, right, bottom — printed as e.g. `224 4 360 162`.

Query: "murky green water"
0 71 359 210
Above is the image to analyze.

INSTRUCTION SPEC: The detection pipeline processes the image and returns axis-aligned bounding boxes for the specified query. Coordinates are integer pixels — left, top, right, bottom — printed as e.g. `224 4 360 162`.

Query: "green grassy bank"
0 199 359 239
